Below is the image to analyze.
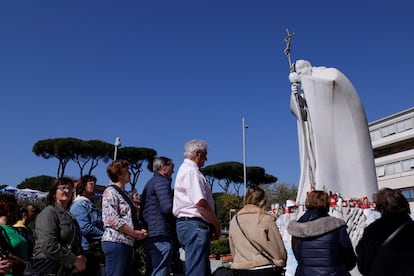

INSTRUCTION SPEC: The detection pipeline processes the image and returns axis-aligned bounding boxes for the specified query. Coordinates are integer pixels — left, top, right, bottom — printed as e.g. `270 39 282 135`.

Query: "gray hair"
184 139 208 159
153 156 173 172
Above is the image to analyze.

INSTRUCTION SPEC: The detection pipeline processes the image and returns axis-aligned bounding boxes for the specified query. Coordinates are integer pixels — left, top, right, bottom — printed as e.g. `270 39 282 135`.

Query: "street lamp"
242 117 248 200
229 209 236 222
229 209 236 231
113 137 121 160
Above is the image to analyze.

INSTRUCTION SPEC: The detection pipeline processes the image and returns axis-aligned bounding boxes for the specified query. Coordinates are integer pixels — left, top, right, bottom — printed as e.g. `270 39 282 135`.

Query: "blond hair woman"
229 186 287 275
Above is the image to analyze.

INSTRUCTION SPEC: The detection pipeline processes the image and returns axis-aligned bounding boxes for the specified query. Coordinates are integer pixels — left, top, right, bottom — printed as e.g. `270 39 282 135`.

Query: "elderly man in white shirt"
173 139 221 276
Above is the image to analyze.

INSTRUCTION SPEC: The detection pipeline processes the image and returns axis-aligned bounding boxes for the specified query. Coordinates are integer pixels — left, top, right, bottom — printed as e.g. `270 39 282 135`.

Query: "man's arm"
196 199 221 239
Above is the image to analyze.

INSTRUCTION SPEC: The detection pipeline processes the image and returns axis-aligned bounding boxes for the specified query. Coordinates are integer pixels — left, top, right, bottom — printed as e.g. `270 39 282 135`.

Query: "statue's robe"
290 61 378 204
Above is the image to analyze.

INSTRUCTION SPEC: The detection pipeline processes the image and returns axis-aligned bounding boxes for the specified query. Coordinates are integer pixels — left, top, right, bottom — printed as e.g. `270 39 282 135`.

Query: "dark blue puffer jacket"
288 210 357 276
140 173 175 238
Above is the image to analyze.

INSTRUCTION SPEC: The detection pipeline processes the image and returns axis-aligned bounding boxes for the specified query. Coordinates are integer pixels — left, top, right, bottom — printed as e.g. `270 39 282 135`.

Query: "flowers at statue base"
329 192 374 210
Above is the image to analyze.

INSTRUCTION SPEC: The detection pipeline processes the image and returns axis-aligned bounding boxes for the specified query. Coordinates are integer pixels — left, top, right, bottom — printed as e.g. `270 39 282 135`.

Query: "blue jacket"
70 196 104 250
140 173 175 238
288 210 357 276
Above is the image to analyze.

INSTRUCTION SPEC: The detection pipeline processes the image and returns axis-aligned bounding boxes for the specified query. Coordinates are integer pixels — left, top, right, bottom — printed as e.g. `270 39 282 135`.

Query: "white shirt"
173 158 215 220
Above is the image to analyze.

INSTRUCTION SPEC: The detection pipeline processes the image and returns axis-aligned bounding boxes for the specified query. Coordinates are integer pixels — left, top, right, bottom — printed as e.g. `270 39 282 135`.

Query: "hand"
7 252 26 272
0 259 12 274
215 226 221 238
210 224 221 241
211 229 221 241
214 221 221 239
289 72 300 83
133 229 148 240
73 255 87 272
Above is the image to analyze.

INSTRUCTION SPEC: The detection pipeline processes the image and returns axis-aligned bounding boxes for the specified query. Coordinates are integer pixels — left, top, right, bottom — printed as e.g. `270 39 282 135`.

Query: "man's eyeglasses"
57 186 73 192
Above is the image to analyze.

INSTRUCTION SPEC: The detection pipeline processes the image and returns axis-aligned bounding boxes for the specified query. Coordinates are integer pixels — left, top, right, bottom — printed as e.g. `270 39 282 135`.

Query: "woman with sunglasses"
31 177 86 276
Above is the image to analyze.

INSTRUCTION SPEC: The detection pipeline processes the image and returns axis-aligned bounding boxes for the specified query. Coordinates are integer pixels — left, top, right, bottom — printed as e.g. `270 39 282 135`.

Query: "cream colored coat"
229 204 287 269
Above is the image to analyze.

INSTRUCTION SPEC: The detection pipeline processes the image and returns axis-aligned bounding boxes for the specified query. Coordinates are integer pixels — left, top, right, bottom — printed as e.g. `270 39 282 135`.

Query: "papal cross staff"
283 28 295 73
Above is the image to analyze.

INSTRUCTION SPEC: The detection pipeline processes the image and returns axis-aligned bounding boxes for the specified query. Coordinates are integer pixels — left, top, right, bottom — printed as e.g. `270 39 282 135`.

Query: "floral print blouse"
101 186 135 247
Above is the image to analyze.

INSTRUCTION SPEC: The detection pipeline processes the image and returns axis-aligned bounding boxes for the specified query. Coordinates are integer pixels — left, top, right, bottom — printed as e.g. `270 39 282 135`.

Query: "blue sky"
1 1 413 193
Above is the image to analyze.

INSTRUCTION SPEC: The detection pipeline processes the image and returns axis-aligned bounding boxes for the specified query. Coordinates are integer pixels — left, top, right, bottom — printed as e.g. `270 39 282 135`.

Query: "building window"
395 162 403 173
397 118 413 132
381 124 396 137
402 159 414 172
400 188 414 202
385 163 396 175
378 158 414 177
370 129 382 142
371 116 414 142
376 166 385 177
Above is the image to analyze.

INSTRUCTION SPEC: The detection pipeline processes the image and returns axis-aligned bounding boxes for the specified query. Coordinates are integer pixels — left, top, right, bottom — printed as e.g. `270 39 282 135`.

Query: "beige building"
369 107 414 211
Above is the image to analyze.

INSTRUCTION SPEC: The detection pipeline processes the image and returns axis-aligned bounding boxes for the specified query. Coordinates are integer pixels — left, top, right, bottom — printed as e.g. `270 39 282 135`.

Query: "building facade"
369 107 414 211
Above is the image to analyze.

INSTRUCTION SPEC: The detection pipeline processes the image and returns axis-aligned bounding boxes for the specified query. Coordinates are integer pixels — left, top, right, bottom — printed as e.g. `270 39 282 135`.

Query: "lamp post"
229 209 236 231
229 209 236 222
113 137 121 160
242 117 248 200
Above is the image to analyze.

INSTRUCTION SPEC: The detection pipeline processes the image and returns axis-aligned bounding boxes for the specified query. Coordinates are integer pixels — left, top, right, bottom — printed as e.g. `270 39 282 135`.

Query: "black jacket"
288 210 356 276
356 213 414 276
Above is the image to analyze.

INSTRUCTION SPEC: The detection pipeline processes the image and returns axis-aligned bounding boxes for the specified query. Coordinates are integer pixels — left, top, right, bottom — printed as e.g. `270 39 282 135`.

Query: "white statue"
289 60 378 205
280 31 379 275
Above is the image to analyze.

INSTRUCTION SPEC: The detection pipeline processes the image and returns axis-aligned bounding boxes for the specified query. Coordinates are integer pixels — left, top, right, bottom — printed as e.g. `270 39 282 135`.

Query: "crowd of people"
1 138 414 276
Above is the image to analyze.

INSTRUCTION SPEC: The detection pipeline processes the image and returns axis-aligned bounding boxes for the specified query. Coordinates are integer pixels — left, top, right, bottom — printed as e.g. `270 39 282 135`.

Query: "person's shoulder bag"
235 215 285 276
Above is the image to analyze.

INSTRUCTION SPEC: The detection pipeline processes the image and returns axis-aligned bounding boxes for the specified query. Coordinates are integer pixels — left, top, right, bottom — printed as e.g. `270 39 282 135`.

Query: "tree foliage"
247 167 277 185
210 237 230 256
202 162 278 195
33 138 114 178
117 147 157 191
29 137 283 196
264 182 298 208
32 138 156 190
213 192 243 228
33 138 82 177
17 175 56 192
211 183 298 228
202 162 243 194
73 140 113 177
